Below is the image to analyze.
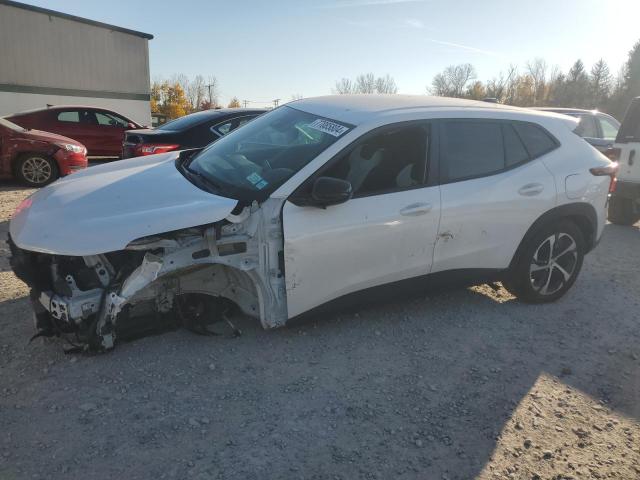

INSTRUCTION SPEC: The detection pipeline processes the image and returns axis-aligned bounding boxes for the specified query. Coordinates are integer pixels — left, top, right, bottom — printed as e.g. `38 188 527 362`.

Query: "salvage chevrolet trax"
9 96 615 351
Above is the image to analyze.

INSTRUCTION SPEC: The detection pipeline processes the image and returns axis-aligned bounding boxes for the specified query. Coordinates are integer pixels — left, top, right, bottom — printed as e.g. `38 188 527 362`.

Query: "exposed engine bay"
9 199 288 352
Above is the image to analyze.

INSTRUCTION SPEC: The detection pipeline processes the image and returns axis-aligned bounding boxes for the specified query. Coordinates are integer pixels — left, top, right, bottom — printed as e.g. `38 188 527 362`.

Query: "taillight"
134 144 180 156
14 197 33 216
590 162 619 193
604 147 620 161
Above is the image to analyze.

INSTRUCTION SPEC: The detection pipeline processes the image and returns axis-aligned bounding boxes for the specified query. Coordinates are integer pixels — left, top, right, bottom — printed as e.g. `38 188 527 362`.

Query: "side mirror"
310 176 353 207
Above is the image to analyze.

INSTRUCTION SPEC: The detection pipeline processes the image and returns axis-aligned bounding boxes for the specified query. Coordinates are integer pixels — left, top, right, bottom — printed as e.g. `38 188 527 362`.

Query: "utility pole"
205 83 216 108
273 99 280 108
243 100 248 108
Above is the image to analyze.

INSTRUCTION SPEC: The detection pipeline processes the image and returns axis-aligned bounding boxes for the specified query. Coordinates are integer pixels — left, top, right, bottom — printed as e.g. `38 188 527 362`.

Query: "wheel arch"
509 202 598 270
11 150 59 175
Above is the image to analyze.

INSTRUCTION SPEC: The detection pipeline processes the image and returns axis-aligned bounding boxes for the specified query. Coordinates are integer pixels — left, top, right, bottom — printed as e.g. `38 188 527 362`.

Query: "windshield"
0 117 27 132
184 106 352 200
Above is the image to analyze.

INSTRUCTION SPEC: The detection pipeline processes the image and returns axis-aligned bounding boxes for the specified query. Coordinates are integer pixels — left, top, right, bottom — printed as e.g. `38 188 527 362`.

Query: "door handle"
518 183 544 196
400 202 432 216
629 149 636 166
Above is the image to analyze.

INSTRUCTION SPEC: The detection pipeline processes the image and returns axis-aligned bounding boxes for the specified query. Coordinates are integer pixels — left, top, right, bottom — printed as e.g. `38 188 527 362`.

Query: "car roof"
177 108 267 118
534 107 600 115
9 105 131 116
289 95 553 126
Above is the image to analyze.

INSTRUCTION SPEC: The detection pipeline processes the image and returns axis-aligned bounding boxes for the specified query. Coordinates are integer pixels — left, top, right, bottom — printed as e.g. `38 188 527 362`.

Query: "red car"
0 117 87 187
7 106 143 157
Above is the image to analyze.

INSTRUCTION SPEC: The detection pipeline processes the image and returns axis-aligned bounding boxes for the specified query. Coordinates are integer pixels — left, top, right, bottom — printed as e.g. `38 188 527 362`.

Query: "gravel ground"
1 182 639 480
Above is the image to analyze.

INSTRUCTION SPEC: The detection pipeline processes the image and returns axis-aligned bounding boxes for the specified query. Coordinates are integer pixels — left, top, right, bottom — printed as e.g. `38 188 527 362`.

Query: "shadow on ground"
1 221 638 479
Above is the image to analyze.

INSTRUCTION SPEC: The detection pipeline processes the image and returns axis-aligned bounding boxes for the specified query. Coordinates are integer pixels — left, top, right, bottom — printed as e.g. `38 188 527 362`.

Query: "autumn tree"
228 97 241 108
151 74 219 117
150 81 191 119
465 80 486 100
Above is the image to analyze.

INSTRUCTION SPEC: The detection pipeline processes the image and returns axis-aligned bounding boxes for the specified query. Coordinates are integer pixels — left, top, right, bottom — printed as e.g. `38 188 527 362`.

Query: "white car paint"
9 95 612 351
432 159 557 272
283 185 441 318
9 152 238 255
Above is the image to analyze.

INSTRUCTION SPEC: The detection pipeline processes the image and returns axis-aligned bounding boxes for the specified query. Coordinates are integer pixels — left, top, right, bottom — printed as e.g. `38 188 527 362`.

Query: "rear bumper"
613 180 640 201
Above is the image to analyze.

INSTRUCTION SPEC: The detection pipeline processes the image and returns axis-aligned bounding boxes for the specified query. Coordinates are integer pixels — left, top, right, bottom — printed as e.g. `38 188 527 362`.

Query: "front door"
53 109 96 152
282 122 441 318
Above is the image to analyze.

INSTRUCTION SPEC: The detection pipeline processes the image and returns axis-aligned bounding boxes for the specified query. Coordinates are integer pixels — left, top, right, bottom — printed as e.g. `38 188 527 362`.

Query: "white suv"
9 95 615 351
608 96 640 225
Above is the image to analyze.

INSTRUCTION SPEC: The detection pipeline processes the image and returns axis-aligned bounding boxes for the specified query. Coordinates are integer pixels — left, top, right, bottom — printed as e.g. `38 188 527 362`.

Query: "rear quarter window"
513 122 559 158
503 124 529 166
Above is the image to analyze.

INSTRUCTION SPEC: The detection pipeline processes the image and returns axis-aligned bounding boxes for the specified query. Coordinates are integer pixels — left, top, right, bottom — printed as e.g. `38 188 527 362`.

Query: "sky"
21 0 640 107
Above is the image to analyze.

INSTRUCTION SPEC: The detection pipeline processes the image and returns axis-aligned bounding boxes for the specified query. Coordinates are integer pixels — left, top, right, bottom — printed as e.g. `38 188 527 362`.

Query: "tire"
502 220 585 303
15 154 59 187
607 196 638 226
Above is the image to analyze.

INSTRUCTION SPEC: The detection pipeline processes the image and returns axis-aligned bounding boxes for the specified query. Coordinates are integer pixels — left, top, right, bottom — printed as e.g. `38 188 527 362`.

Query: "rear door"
0 125 9 177
433 119 557 273
282 122 440 317
92 111 130 156
615 98 640 183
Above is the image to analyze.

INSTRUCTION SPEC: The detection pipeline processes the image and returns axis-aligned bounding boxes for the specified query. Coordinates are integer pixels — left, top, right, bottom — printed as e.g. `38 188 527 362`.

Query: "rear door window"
95 112 129 127
57 111 80 123
441 121 504 182
512 122 558 158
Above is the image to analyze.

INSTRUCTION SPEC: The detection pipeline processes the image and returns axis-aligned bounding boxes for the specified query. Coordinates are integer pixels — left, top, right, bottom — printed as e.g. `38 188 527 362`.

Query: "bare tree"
375 74 398 94
290 93 304 101
356 73 377 94
430 63 476 97
334 78 355 94
185 74 206 111
526 58 548 105
334 74 398 94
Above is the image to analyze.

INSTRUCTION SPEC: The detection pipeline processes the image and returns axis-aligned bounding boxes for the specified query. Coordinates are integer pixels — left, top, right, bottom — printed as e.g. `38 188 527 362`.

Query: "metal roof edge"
0 0 154 39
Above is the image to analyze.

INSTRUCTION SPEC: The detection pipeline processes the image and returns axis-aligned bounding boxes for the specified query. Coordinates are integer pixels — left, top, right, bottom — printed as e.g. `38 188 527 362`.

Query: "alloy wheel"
529 232 578 296
21 157 52 185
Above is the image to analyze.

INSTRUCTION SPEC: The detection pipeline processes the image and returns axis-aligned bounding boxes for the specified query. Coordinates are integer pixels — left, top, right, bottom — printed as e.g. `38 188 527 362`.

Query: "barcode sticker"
307 119 349 137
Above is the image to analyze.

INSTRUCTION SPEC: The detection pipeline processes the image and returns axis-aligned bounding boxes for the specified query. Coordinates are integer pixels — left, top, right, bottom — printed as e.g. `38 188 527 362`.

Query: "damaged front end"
9 200 288 352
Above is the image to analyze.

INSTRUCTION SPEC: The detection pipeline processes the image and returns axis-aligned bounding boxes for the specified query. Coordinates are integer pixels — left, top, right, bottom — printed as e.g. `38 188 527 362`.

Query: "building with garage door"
0 0 153 124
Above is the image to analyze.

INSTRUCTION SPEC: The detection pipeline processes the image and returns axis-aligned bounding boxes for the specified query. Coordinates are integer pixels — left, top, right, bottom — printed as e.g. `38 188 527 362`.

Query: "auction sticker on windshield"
307 119 350 137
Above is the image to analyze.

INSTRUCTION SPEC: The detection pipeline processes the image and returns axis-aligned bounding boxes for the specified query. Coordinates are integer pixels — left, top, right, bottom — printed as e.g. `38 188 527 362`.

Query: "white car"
608 96 640 225
9 95 616 351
